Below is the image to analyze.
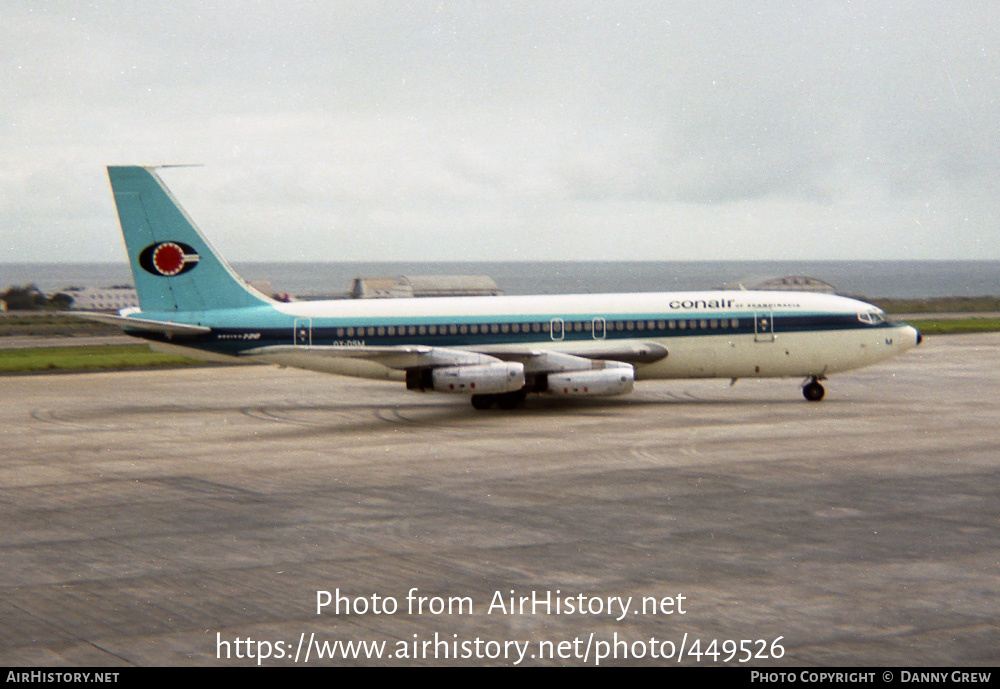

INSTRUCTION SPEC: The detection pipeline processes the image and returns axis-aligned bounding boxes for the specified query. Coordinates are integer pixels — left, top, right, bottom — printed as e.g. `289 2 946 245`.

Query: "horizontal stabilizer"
71 311 211 335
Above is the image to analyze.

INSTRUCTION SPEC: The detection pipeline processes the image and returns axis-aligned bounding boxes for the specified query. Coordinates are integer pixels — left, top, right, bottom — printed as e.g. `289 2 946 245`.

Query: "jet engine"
407 362 526 394
547 365 635 397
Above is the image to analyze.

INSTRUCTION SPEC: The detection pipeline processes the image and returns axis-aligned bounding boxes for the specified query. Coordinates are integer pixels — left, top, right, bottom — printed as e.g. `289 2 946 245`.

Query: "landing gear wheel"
496 390 527 410
803 379 825 402
471 394 497 410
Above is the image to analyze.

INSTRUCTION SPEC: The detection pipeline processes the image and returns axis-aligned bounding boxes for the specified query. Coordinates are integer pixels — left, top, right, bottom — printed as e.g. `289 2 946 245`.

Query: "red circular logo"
152 243 186 276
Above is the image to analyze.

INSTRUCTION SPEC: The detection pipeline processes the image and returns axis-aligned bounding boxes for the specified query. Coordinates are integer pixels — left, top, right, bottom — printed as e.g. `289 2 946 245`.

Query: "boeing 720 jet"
83 166 922 409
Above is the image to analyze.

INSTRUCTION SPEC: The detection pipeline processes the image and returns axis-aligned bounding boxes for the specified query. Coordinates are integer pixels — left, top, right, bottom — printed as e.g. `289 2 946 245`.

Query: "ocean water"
3 260 999 300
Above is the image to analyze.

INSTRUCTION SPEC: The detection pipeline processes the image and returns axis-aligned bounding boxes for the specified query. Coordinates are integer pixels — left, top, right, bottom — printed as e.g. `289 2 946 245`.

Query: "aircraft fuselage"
130 289 920 384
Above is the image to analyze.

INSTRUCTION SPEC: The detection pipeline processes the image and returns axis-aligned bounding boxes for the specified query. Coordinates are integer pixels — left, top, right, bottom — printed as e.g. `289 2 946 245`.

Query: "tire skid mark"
30 408 109 432
240 406 332 427
373 407 417 425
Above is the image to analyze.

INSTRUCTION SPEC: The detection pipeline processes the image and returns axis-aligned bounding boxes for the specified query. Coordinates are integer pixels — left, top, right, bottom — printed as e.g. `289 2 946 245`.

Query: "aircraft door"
754 311 775 342
550 318 565 341
294 318 312 346
592 317 606 339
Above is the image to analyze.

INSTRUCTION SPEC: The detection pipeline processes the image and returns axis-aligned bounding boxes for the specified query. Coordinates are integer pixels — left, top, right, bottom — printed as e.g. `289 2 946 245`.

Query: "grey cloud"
2 1 998 261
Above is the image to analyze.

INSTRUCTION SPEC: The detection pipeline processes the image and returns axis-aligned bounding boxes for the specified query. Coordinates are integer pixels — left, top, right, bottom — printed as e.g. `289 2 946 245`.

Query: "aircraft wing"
70 311 212 335
243 344 528 395
241 341 659 399
242 340 667 372
472 341 668 366
242 344 506 370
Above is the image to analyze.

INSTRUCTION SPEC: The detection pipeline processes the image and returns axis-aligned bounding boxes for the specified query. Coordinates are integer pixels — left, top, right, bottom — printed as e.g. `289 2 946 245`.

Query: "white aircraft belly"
635 325 917 380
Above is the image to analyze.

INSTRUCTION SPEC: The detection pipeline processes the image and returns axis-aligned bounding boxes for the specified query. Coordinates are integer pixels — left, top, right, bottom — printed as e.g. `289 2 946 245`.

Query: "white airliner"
85 166 922 409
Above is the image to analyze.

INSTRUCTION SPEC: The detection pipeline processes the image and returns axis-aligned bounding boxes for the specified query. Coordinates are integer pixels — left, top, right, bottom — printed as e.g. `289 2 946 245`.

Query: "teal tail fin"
107 166 272 313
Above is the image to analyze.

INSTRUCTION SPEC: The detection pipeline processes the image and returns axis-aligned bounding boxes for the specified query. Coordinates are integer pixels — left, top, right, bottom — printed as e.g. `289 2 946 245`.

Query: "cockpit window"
857 310 886 325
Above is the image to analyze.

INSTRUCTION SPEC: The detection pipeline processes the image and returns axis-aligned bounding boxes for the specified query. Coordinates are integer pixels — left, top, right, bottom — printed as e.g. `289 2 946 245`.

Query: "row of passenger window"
332 318 743 338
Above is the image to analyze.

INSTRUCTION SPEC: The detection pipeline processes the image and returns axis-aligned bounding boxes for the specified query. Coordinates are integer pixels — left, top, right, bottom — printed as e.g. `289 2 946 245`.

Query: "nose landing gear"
803 377 825 402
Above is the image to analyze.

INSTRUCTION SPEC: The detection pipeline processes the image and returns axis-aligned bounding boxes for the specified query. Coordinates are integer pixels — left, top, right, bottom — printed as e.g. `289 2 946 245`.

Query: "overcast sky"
3 1 998 262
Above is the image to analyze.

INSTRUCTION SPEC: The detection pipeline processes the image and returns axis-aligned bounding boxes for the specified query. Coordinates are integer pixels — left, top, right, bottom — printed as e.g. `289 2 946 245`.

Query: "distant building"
61 286 139 311
719 275 836 294
350 275 503 299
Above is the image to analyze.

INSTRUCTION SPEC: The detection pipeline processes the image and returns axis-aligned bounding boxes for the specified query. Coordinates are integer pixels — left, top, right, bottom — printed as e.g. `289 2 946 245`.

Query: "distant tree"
0 284 69 311
1 285 43 310
50 292 75 310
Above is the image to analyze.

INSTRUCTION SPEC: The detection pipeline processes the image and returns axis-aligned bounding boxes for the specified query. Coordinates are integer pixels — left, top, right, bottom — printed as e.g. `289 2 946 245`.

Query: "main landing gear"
471 390 527 410
802 377 825 402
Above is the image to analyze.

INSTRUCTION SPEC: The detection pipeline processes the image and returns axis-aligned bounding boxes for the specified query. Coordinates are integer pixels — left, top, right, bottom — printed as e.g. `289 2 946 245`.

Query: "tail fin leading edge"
107 166 272 313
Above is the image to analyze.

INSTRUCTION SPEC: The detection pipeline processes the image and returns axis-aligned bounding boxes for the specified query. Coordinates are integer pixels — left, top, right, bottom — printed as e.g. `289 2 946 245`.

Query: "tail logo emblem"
139 242 201 276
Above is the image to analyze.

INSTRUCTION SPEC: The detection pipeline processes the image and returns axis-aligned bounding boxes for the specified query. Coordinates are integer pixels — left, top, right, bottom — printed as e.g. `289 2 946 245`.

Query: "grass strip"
0 345 208 374
873 296 1000 313
902 318 1000 335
